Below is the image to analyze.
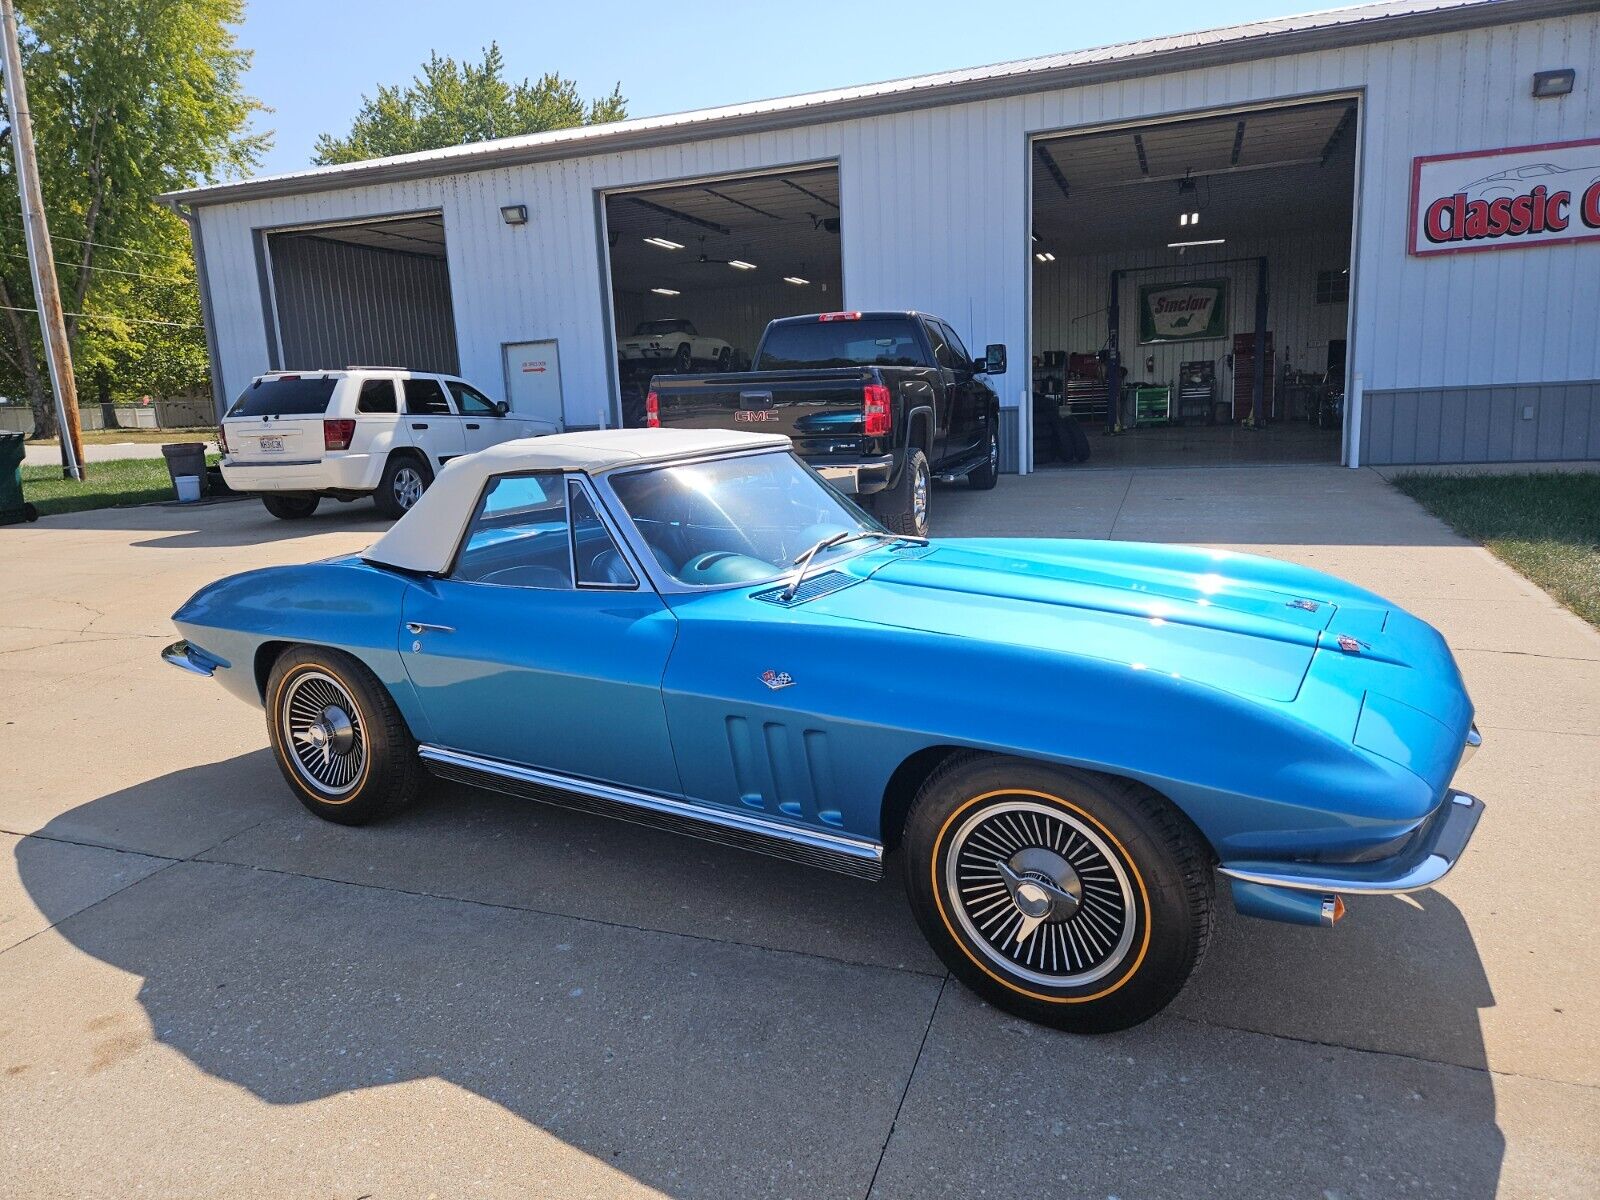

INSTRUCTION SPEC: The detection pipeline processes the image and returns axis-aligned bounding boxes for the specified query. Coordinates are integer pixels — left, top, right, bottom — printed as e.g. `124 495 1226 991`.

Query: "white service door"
502 340 564 433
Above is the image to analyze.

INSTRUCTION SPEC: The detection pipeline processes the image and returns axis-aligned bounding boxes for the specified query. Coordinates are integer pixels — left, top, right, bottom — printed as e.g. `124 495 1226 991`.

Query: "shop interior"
603 166 844 426
1030 99 1358 468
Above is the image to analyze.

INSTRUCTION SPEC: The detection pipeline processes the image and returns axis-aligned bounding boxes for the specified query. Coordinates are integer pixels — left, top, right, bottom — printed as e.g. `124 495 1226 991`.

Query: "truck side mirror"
983 344 1008 375
494 401 510 417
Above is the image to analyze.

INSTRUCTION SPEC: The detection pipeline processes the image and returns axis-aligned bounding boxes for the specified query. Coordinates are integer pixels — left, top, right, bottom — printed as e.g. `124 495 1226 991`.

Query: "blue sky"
239 0 1333 178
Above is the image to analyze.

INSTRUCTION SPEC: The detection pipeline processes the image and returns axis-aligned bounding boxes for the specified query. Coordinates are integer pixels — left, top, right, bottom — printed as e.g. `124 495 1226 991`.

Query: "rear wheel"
375 454 432 519
265 646 421 825
903 754 1213 1033
874 447 930 537
674 343 693 373
717 346 732 372
261 494 319 520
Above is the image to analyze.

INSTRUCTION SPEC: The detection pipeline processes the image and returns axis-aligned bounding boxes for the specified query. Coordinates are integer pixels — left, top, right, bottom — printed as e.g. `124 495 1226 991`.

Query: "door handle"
405 621 454 635
464 422 480 430
411 422 429 430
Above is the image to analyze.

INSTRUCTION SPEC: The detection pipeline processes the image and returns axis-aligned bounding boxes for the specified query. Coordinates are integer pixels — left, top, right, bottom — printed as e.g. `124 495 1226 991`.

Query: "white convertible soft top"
362 428 790 574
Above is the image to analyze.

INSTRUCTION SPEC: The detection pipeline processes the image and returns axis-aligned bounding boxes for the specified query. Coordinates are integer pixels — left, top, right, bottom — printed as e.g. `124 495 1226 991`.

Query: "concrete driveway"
2 467 1596 1198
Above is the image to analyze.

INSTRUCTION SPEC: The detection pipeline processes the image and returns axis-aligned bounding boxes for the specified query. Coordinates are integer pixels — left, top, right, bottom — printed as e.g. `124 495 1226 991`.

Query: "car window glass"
404 378 454 416
447 381 497 416
453 473 574 589
227 376 336 417
925 321 955 369
356 379 398 414
755 319 928 369
940 322 973 368
569 482 637 588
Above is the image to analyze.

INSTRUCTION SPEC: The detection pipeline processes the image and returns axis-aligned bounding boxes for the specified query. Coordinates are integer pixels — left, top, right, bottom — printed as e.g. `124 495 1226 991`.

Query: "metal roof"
165 0 1596 208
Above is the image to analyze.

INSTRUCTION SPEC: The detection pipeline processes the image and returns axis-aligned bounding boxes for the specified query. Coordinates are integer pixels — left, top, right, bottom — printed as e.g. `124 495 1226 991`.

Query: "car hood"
805 538 1365 703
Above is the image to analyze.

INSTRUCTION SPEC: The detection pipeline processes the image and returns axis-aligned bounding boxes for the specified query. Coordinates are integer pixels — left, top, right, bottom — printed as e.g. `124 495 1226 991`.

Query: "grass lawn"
1394 471 1600 629
19 454 221 518
30 427 215 446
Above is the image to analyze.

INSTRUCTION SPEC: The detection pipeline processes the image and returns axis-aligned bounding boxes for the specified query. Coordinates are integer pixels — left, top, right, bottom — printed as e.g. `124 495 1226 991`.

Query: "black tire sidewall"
262 494 319 520
375 455 433 519
874 447 929 536
903 755 1207 1033
264 646 418 825
968 421 999 489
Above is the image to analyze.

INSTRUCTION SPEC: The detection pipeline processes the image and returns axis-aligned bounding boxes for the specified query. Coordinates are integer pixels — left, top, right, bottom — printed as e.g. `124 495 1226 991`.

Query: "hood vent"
752 570 857 606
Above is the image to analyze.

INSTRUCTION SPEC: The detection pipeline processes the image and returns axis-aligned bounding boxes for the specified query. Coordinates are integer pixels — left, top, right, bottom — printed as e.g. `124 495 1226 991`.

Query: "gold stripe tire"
265 646 422 826
902 754 1214 1033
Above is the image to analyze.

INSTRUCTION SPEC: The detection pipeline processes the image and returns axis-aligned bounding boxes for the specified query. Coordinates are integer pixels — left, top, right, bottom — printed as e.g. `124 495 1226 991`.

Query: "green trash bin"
0 430 38 525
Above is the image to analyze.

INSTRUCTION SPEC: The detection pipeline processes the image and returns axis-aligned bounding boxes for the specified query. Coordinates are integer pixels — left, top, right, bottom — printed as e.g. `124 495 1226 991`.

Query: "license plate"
258 435 284 452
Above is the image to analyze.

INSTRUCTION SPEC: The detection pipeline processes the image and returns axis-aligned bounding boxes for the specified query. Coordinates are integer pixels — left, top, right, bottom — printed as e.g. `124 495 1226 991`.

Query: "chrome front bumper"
1220 789 1484 897
161 639 220 677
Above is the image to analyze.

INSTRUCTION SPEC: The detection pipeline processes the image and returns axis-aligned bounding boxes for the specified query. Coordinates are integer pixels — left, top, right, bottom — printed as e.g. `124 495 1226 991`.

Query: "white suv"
220 368 549 520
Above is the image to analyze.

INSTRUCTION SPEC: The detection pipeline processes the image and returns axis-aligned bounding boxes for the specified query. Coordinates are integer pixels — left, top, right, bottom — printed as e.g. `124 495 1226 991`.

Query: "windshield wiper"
779 530 928 601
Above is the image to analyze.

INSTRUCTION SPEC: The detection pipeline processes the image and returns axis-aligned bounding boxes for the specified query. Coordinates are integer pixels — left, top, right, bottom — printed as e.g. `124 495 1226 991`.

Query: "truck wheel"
874 448 930 537
262 494 319 520
902 754 1214 1033
674 343 692 373
968 421 1000 490
375 455 432 519
265 645 421 826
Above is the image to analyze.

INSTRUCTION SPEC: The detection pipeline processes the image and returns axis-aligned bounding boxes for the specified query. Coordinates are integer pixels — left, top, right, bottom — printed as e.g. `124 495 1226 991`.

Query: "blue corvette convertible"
165 428 1482 1032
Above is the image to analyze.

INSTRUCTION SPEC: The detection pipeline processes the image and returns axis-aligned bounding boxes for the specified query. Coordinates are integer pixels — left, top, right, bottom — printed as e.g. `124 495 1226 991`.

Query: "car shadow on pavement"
13 757 1505 1198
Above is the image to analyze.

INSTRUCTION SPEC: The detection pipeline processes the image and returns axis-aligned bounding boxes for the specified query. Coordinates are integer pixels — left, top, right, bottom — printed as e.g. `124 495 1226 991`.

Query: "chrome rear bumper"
1219 789 1484 897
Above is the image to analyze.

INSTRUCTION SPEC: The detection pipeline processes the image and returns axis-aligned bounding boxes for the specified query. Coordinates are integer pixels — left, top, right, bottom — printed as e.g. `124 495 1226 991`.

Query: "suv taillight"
863 383 892 437
645 390 660 428
216 424 228 455
323 418 356 451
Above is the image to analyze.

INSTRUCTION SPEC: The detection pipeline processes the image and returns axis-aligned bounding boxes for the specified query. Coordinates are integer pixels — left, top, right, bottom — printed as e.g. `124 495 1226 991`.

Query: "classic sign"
1409 136 1600 256
1138 279 1228 344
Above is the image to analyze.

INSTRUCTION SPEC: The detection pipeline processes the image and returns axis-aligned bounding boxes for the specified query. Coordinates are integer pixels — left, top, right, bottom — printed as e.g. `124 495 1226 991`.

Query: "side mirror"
493 400 510 417
982 344 1008 375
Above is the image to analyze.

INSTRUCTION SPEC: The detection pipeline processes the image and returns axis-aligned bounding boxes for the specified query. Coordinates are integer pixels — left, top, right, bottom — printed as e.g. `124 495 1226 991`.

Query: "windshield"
608 451 879 587
634 320 692 336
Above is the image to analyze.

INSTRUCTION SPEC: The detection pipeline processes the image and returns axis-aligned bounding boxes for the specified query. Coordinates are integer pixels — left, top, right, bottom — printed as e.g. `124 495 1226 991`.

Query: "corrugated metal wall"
614 276 845 364
195 10 1600 466
1363 380 1600 464
268 234 460 374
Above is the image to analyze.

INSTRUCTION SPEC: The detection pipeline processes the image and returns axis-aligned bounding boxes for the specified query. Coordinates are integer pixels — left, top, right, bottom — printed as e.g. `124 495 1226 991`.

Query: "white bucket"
174 474 202 503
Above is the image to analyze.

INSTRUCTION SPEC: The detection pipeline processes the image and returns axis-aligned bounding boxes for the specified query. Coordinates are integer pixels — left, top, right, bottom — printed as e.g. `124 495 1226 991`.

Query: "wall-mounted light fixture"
500 204 529 225
1532 68 1576 98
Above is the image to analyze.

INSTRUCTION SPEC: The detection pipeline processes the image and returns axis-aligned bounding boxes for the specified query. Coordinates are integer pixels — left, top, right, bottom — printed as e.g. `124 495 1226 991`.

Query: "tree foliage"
313 42 625 165
0 0 264 435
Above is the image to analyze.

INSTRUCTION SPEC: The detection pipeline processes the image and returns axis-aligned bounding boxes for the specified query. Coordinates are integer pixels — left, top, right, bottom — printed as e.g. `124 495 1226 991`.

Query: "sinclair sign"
1409 136 1600 256
1138 279 1228 344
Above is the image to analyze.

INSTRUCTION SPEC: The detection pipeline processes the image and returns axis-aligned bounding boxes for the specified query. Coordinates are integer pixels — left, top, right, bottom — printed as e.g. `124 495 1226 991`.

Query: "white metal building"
166 0 1600 471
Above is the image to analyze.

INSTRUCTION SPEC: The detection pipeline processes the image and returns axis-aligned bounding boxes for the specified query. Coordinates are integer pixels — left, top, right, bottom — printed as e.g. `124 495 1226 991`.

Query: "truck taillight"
863 383 892 437
323 418 356 451
216 424 228 455
818 311 862 322
645 390 660 428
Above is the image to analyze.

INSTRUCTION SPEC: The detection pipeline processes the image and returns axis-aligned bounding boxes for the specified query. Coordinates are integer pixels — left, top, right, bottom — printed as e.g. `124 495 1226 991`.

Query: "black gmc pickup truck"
645 311 1006 536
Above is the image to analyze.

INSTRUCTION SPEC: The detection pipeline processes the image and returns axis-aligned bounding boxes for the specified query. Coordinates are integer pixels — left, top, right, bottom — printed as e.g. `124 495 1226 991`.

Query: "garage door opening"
263 212 459 375
603 166 844 426
1030 98 1358 469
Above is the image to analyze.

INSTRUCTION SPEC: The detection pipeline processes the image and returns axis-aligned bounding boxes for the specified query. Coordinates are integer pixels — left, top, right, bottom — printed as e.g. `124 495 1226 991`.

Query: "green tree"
313 42 625 165
0 0 264 436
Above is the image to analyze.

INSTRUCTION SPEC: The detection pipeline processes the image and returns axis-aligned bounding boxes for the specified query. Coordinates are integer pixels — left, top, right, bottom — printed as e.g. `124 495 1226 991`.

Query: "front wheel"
873 447 930 537
967 420 1000 490
902 755 1213 1033
265 646 421 825
262 494 319 520
674 343 693 373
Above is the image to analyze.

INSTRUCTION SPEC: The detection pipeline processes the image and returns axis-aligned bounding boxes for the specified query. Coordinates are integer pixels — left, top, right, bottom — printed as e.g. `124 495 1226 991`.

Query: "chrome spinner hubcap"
945 799 1135 987
281 671 367 797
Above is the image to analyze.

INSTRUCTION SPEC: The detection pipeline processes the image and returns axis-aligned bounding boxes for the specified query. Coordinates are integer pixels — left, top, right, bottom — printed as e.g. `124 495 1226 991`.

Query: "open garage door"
603 166 843 426
1030 99 1357 469
264 212 459 374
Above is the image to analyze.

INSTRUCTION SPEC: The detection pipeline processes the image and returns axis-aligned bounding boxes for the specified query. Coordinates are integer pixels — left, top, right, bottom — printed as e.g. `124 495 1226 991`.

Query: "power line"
46 230 191 264
0 247 185 284
0 301 198 328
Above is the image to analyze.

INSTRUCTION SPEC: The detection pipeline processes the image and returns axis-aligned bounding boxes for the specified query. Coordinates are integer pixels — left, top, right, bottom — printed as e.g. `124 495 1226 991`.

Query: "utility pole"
0 0 82 479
